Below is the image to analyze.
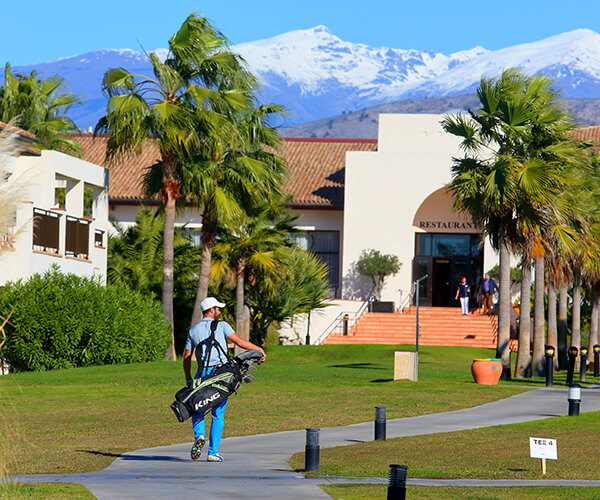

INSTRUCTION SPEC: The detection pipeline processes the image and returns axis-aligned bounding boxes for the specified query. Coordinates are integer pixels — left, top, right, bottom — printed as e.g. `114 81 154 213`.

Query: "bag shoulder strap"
196 320 230 375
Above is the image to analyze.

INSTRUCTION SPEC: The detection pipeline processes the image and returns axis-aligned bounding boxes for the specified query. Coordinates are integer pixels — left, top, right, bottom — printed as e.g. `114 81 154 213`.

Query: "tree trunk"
547 281 558 370
589 285 600 352
497 232 512 379
557 284 569 370
234 259 248 355
571 272 582 369
515 261 531 378
161 173 178 362
190 210 217 327
532 256 546 376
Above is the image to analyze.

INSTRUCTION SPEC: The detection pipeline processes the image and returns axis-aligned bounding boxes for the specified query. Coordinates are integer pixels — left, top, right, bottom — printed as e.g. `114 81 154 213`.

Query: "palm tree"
515 259 532 378
443 69 584 378
95 14 252 358
0 63 81 155
183 103 288 327
211 202 298 344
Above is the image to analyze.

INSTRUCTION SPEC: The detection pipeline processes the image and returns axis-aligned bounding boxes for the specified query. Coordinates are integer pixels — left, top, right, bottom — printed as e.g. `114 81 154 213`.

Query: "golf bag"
170 320 262 423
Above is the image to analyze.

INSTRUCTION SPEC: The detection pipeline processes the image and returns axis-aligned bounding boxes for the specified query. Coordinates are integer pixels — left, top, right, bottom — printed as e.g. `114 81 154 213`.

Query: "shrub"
0 267 171 371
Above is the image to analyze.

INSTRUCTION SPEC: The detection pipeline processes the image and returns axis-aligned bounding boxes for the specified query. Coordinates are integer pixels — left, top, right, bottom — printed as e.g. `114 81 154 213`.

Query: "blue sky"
4 0 600 65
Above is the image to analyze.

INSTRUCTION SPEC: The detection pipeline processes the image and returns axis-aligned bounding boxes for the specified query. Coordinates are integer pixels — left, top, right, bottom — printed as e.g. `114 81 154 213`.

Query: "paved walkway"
11 384 600 499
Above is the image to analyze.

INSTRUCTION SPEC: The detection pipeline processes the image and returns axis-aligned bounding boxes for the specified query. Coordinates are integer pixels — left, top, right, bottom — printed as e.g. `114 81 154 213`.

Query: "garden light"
568 384 581 417
387 464 408 500
545 345 555 387
343 314 349 336
375 406 387 441
305 428 320 471
566 346 578 385
594 344 600 377
580 346 588 383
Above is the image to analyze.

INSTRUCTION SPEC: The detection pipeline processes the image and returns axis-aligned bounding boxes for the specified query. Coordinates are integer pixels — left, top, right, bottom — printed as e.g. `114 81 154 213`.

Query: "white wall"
0 151 109 285
342 114 502 303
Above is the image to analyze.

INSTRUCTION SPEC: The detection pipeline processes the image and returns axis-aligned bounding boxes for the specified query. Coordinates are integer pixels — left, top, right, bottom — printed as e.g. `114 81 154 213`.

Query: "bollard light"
305 428 320 471
343 314 349 336
387 464 408 500
566 346 578 385
545 345 555 387
594 344 600 378
375 406 387 441
580 346 589 383
568 384 581 416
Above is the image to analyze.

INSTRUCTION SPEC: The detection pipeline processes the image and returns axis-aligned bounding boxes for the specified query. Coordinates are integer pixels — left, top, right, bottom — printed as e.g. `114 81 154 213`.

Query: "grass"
0 482 94 499
0 344 528 475
321 485 600 499
291 410 600 480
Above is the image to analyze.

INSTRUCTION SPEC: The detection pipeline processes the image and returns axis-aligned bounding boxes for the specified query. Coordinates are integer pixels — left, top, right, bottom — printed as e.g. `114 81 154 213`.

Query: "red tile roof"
0 121 41 156
570 125 600 143
72 134 377 208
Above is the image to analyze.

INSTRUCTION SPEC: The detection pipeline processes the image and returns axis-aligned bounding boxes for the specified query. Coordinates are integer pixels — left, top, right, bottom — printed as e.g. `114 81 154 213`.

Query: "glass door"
413 257 432 306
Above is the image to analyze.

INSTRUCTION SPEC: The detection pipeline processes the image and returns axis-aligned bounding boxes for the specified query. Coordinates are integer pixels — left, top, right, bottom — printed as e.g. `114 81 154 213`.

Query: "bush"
0 267 171 371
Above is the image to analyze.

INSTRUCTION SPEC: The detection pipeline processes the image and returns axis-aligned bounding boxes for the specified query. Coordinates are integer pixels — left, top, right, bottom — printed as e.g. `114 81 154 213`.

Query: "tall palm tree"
515 259 532 378
183 103 288 327
0 63 81 155
95 14 252 358
443 69 584 378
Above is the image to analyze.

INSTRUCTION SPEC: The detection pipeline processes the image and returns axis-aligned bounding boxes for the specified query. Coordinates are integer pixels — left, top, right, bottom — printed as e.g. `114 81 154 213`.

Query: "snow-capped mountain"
8 26 600 129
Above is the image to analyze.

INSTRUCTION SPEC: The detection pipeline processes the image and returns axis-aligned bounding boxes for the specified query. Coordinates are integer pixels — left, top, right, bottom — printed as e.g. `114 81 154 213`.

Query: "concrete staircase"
324 307 497 348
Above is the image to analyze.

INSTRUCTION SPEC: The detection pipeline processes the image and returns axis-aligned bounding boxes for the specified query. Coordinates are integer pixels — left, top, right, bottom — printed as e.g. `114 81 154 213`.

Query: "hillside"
280 95 600 139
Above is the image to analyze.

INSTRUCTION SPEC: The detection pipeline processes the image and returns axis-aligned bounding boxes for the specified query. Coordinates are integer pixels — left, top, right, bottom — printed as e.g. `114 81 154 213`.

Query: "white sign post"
529 437 557 475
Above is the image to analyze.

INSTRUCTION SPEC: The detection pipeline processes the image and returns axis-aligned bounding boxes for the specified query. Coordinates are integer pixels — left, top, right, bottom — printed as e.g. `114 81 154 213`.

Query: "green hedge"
0 267 171 371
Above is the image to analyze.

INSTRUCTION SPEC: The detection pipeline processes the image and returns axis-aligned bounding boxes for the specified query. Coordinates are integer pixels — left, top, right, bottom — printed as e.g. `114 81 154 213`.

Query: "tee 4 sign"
529 437 557 475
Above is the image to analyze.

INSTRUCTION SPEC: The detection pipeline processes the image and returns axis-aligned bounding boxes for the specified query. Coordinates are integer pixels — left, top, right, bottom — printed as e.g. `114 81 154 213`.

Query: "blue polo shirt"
185 318 235 369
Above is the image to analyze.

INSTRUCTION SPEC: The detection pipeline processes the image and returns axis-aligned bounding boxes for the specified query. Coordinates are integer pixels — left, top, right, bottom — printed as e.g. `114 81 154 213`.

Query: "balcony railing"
65 216 90 259
32 208 60 254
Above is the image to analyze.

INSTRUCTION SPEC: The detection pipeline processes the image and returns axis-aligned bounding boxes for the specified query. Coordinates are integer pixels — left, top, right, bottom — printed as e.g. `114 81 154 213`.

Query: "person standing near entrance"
455 276 470 315
481 273 498 315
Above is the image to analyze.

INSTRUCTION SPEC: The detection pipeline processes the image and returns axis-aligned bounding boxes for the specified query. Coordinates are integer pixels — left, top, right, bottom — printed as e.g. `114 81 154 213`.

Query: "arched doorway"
412 188 483 307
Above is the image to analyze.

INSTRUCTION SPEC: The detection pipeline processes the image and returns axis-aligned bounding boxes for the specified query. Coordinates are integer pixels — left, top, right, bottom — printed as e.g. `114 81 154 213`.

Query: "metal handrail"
398 283 416 314
313 289 375 345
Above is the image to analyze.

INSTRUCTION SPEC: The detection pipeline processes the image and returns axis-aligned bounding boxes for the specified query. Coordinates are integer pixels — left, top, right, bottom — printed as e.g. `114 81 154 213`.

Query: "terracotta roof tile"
72 134 377 208
570 125 600 143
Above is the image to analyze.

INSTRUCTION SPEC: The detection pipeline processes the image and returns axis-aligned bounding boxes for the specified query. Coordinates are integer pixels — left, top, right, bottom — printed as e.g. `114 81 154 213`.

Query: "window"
94 229 105 248
65 216 90 259
415 233 481 257
33 208 60 254
292 230 340 297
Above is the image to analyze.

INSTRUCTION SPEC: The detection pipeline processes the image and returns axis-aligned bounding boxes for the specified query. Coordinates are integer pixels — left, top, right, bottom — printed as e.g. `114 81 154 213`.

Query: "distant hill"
280 95 600 139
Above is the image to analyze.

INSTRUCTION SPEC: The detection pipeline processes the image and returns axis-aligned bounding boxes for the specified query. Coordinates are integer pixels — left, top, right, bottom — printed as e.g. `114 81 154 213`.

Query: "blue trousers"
191 366 229 456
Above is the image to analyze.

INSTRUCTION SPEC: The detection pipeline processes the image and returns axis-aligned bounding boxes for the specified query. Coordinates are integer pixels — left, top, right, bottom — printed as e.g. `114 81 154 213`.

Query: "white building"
0 125 109 285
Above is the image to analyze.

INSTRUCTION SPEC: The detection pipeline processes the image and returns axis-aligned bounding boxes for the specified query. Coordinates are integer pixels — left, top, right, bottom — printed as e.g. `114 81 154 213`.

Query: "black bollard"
566 346 578 386
545 345 555 387
387 464 408 500
568 384 581 416
305 428 320 471
375 406 387 441
580 346 588 383
343 314 349 336
594 345 600 378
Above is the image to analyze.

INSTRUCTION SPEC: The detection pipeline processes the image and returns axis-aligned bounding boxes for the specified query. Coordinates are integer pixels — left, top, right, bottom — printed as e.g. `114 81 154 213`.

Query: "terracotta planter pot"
471 358 502 385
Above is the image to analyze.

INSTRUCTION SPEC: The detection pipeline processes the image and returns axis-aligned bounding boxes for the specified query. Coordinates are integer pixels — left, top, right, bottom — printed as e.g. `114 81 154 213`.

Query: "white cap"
201 297 226 311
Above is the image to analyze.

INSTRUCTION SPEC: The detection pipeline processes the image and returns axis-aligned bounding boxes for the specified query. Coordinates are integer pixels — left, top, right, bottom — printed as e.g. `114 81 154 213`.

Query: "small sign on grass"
529 437 557 475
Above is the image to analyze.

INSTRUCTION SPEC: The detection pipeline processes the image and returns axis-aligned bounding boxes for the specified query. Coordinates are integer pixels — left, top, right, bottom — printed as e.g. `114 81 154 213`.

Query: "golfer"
183 297 266 462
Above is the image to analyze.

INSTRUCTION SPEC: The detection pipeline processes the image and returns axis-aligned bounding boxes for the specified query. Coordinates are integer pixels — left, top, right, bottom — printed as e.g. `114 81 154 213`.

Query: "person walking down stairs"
455 276 470 316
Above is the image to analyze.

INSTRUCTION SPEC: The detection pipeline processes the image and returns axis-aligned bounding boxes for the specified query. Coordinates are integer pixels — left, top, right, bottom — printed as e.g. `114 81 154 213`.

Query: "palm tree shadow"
78 450 187 462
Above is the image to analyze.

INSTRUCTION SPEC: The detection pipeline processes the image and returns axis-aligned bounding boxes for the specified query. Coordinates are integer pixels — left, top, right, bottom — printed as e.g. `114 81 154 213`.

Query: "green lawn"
291 410 600 480
322 485 600 499
0 482 94 499
0 344 528 475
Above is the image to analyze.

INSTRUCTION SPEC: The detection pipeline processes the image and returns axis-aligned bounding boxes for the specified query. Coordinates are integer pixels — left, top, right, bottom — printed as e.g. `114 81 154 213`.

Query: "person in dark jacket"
481 273 499 315
455 276 470 315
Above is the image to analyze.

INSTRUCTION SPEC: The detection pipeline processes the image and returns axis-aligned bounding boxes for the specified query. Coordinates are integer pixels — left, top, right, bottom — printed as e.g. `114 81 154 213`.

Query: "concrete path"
12 384 600 499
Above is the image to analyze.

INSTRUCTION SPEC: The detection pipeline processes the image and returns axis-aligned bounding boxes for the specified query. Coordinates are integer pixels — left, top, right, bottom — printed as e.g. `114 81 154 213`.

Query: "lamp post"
568 384 581 416
594 344 600 378
580 346 588 383
545 345 555 387
566 346 578 386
